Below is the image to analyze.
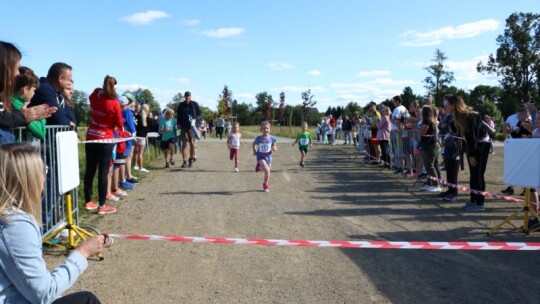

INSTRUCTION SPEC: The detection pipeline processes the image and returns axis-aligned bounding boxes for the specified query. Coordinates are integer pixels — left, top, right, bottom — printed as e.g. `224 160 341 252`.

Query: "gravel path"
47 139 539 303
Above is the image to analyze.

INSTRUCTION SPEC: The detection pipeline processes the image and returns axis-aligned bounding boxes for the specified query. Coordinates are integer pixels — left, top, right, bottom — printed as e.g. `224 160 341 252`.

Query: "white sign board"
56 131 80 194
503 138 540 188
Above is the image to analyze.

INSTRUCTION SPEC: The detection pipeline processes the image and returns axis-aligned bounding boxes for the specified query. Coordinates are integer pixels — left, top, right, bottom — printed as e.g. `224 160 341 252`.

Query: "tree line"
72 12 539 131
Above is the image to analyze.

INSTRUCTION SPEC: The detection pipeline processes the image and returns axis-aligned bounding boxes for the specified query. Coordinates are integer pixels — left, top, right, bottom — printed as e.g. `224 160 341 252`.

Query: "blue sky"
1 1 538 111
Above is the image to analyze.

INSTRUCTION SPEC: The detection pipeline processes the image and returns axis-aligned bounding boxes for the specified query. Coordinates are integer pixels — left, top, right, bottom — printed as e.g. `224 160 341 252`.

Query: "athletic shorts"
299 146 309 153
160 138 175 150
135 137 146 146
114 154 126 167
257 155 272 164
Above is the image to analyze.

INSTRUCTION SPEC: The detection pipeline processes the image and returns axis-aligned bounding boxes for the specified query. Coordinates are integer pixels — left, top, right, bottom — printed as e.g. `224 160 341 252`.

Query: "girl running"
253 121 277 192
227 122 245 172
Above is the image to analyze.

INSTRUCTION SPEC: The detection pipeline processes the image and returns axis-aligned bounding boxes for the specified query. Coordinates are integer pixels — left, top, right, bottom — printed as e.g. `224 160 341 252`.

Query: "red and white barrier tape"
79 137 136 144
108 234 540 250
428 176 531 204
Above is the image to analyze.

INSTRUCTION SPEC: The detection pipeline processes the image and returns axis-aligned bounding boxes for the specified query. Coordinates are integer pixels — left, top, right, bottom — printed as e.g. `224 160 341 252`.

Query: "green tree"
475 99 504 133
300 89 316 122
477 12 540 115
468 85 502 111
129 88 161 113
72 89 90 126
165 92 184 112
424 49 455 107
401 86 417 109
344 101 363 116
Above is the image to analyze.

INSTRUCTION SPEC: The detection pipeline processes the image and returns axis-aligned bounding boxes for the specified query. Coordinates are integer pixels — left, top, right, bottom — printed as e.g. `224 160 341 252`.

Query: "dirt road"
50 138 539 303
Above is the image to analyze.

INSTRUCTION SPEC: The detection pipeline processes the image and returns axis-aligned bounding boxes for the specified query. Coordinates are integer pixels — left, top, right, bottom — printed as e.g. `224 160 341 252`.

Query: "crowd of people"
1 39 540 303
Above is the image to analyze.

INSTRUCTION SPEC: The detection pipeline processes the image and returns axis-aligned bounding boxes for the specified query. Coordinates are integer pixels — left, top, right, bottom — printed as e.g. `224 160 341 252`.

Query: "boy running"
292 122 312 167
253 121 277 192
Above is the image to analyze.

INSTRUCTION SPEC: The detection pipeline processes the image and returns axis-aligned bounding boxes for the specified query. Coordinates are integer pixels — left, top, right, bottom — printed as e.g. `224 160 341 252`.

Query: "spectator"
447 95 490 212
11 67 46 139
83 75 123 215
134 104 150 173
63 80 76 129
216 114 225 139
0 41 55 142
121 93 138 185
176 91 201 168
0 143 110 304
29 62 73 126
376 106 391 167
439 95 461 202
341 115 353 145
417 106 441 193
335 115 343 141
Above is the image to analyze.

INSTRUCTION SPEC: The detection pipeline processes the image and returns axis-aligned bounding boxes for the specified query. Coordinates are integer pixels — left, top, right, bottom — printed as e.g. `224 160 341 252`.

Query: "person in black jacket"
447 95 490 212
176 91 201 168
29 62 73 126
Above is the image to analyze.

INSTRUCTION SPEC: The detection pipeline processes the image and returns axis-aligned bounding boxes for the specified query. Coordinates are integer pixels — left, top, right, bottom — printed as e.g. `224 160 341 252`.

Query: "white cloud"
400 19 499 47
357 70 391 77
269 86 327 93
119 10 170 25
330 78 415 103
182 19 201 26
170 77 191 85
201 27 245 38
308 70 321 76
268 61 294 70
446 55 499 83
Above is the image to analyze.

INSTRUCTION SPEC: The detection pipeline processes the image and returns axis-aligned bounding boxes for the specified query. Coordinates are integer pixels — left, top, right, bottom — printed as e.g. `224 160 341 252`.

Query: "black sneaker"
501 186 514 195
300 162 305 168
181 161 187 168
127 177 139 184
188 160 193 168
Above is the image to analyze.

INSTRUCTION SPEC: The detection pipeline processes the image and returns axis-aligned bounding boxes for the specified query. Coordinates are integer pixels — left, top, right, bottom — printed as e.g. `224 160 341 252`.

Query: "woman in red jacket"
84 75 123 215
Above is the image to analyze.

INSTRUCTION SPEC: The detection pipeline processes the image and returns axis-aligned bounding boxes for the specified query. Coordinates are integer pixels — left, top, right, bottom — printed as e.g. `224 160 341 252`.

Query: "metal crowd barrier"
13 125 78 237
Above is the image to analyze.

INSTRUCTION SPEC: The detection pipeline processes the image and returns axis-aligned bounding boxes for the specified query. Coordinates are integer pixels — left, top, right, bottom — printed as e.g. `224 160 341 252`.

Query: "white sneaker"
234 168 239 172
418 184 430 191
139 167 150 173
133 166 140 171
427 186 442 193
106 193 120 202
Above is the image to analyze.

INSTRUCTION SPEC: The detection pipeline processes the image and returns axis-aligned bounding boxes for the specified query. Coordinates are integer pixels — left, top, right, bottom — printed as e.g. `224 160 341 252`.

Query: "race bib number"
232 138 240 148
258 143 271 153
299 138 309 145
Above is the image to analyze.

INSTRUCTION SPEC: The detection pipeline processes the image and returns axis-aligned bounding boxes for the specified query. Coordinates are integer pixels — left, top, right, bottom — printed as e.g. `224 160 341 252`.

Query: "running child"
253 121 277 192
227 122 245 172
292 122 312 167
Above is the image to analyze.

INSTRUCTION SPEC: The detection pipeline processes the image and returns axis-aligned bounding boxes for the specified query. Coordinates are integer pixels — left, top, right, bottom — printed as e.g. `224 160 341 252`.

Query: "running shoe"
181 161 187 168
263 183 269 192
127 177 139 184
84 201 98 211
463 203 486 212
255 163 261 172
442 195 457 202
112 188 127 198
234 167 239 172
120 181 134 190
418 184 431 191
427 186 442 193
133 166 140 171
170 159 175 166
165 162 170 168
106 193 120 202
139 167 150 173
97 204 117 215
501 186 514 195
188 160 193 168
